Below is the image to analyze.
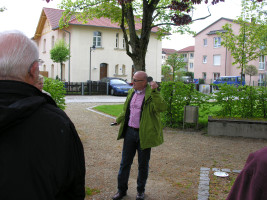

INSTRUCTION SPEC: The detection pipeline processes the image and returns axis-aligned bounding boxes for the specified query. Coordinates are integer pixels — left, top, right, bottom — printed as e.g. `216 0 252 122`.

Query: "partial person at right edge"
227 147 267 200
0 30 86 200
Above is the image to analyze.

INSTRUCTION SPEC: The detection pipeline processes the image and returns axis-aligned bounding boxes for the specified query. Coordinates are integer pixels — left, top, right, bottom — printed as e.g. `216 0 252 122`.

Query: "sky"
0 0 242 50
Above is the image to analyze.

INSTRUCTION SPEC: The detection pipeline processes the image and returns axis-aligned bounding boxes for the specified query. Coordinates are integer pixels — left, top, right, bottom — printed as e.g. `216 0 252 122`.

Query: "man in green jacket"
112 71 167 200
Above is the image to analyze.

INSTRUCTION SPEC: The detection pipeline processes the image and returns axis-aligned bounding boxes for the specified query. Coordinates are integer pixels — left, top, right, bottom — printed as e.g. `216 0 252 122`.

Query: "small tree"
166 53 186 81
245 65 258 86
161 65 172 82
218 0 266 84
50 39 70 80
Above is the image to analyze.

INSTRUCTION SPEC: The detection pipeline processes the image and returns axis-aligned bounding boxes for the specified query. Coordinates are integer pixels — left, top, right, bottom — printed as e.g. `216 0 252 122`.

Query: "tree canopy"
218 0 266 83
50 39 70 80
58 0 226 71
166 53 186 81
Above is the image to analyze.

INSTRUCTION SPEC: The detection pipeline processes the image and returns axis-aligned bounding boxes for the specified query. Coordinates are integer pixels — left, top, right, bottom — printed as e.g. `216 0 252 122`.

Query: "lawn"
93 103 222 128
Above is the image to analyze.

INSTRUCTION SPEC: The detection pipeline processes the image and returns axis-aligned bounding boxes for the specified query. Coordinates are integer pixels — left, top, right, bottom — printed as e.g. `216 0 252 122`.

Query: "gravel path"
65 102 267 200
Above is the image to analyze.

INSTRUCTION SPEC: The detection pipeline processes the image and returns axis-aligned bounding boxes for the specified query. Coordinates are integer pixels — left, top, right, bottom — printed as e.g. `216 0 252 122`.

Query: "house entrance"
100 63 107 80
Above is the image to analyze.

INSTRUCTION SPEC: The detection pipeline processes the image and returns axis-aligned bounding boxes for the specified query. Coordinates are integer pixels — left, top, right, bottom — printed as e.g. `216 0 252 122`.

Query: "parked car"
100 77 126 83
181 76 193 84
100 78 132 96
213 76 245 89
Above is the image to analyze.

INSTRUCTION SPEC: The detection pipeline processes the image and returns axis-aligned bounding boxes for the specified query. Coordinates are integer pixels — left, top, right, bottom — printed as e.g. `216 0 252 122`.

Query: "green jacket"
116 84 167 149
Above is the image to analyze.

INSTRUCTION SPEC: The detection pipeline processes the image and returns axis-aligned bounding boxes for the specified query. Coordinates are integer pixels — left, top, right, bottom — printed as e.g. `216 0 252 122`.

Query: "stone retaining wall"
208 117 267 139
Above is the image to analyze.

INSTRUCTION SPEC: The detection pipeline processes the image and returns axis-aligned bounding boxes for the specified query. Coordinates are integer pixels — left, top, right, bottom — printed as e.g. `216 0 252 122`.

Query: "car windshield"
110 79 127 85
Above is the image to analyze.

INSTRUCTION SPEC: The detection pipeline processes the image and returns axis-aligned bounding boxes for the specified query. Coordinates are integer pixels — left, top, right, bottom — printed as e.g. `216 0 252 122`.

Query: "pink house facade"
194 17 266 86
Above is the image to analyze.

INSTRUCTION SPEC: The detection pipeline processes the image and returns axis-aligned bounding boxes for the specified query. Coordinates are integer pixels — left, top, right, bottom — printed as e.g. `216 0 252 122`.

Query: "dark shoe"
136 192 145 200
112 191 127 200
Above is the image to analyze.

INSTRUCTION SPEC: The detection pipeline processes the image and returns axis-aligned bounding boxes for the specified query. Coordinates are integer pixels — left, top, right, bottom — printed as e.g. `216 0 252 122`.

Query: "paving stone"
198 184 209 191
200 167 210 171
198 196 209 200
232 169 241 173
212 168 220 172
199 180 210 186
221 168 231 172
200 176 210 181
200 173 209 177
200 170 209 175
198 190 209 195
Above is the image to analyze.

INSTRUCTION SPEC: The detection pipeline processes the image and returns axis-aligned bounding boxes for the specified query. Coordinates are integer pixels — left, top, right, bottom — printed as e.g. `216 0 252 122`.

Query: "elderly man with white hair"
0 30 85 200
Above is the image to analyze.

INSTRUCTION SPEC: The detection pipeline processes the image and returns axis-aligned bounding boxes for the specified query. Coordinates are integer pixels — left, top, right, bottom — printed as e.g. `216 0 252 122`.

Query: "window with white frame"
182 54 187 58
203 38 207 46
189 63 193 69
122 65 126 75
214 37 221 48
115 64 119 75
202 72 206 79
51 36 55 48
203 55 207 63
115 33 119 48
190 53 194 59
213 73 220 80
93 31 102 47
43 39 46 53
213 55 221 66
259 55 265 70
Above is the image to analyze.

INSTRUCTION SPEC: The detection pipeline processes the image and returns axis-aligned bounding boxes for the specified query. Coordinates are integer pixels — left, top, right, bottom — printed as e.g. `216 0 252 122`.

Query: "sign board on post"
183 106 199 129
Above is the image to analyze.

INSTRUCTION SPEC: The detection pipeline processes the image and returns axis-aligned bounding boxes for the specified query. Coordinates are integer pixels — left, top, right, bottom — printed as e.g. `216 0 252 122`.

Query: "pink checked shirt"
128 89 146 129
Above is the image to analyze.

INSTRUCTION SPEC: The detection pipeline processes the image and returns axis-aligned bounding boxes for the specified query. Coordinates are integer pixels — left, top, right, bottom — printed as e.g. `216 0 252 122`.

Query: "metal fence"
64 81 108 95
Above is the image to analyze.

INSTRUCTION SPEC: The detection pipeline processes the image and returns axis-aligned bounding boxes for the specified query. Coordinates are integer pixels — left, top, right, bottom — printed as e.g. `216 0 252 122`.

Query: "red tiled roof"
162 48 178 55
43 7 158 32
177 46 194 52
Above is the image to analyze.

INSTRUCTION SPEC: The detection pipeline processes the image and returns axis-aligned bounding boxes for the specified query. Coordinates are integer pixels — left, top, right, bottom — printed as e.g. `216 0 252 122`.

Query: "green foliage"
43 78 66 110
58 0 200 71
50 39 70 63
212 84 267 119
217 0 267 83
161 65 172 82
50 39 70 80
160 81 209 128
166 53 186 81
185 72 194 79
93 83 267 130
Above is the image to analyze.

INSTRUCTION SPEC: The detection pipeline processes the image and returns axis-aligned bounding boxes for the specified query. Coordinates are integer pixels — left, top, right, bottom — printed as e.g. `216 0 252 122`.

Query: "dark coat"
227 147 267 200
0 80 85 200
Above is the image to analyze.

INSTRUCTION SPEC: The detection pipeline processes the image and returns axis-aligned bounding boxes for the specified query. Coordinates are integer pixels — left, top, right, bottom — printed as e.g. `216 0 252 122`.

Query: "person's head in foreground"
0 30 39 84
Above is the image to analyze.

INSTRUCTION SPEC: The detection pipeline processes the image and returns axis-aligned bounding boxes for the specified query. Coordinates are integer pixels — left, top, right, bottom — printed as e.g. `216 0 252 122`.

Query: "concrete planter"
208 116 267 139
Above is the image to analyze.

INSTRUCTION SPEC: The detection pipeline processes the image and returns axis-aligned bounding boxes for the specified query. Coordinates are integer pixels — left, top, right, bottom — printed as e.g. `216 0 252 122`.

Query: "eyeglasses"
133 79 144 82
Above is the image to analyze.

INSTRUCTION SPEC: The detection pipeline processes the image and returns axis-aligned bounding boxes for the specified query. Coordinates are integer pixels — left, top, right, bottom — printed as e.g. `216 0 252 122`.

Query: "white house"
33 7 162 82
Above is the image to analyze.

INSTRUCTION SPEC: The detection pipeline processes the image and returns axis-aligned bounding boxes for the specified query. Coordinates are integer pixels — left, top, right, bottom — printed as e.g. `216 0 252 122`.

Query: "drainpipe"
63 29 71 84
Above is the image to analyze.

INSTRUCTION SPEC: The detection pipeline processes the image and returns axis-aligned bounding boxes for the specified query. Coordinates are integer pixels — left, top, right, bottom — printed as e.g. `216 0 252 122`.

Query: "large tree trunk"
120 0 158 72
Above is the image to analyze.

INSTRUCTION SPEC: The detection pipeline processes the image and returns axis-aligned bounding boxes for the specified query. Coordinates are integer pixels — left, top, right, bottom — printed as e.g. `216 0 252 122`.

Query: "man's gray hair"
0 30 39 80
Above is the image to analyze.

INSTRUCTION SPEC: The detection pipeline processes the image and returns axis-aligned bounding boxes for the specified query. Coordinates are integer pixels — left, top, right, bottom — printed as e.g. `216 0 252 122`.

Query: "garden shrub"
43 77 66 110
